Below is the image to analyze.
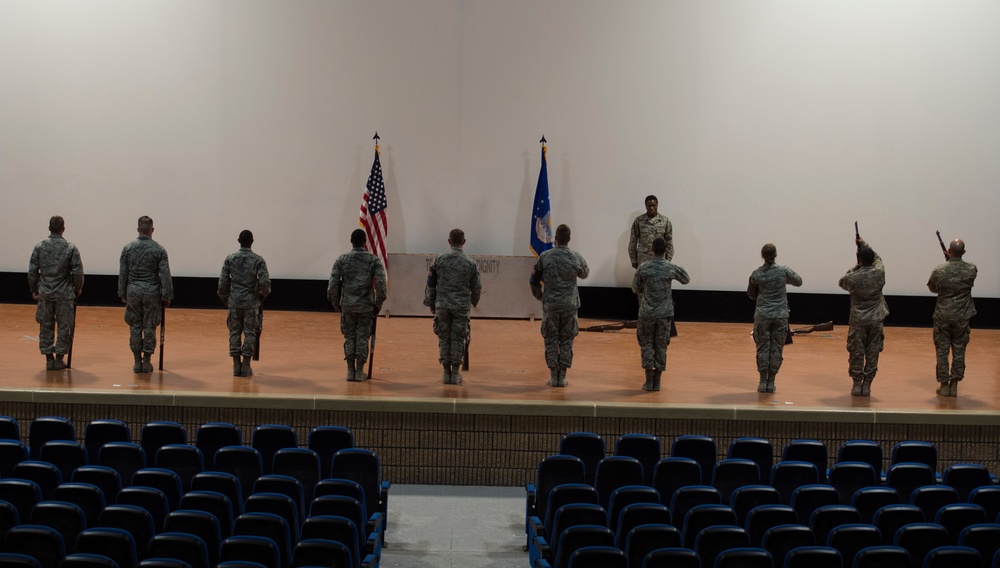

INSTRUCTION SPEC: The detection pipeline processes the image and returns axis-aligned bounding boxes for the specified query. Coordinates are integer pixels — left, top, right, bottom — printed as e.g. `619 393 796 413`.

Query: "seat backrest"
312 478 366 516
693 525 750 568
934 503 986 545
0 479 44 519
38 441 88 481
0 440 29 477
28 417 76 461
715 547 775 568
212 447 263 502
0 499 20 544
77 527 138 568
290 538 352 568
250 425 297 476
745 504 798 547
681 504 738 548
669 485 722 525
233 512 291 568
958 522 1000 566
614 503 670 549
728 437 774 488
593 457 643 509
245 492 300 543
84 421 131 463
891 522 949 565
60 553 121 568
164 510 222 567
826 523 882 565
873 505 925 546
837 441 883 478
306 496 368 556
220 535 279 568
969 486 1000 523
890 441 938 473
131 468 183 512
98 505 155 559
852 545 911 568
791 484 841 524
670 435 717 485
640 547 700 568
139 423 187 465
782 545 841 568
567 545 626 568
306 426 354 480
53 482 106 528
179 490 236 539
296 518 360 567
651 457 701 505
851 487 901 524
252 475 305 522
270 449 319 502
910 485 960 522
614 434 661 486
98 443 147 488
71 466 122 504
0 415 21 441
548 504 607 560
713 458 761 504
154 445 204 493
116 486 169 533
5 524 66 568
29 501 86 554
942 464 993 502
190 472 243 516
623 524 681 568
542 484 599 534
809 504 862 544
731 485 781 527
148 532 210 568
195 423 242 471
761 524 817 568
558 432 605 486
782 439 829 484
553 525 614 568
606 485 659 535
923 545 981 568
329 448 382 525
11 461 62 500
829 461 878 505
770 461 820 505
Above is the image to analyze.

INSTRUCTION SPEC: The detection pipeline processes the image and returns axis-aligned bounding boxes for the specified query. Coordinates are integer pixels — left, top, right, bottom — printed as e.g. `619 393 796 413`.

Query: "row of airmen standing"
27 203 978 398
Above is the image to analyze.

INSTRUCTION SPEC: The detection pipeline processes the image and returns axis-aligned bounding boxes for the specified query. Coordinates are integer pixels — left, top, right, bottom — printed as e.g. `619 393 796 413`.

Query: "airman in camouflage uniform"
747 243 802 394
329 229 387 382
530 224 589 387
118 216 173 373
628 194 673 268
631 237 690 391
28 216 84 370
927 238 977 397
218 230 271 377
423 228 481 385
838 237 888 397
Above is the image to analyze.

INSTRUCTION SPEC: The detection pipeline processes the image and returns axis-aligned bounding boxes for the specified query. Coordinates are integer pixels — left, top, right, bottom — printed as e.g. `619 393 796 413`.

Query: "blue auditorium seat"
727 437 774 484
194 423 242 471
652 457 701 505
83 420 131 463
306 426 355 480
28 417 75 461
76 527 138 568
782 439 829 484
670 435 716 485
139 422 187 465
558 432 605 487
250 424 297 476
614 434 661 487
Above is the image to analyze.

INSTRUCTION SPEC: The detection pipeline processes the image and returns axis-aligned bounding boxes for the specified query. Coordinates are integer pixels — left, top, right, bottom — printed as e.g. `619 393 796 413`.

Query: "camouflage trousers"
432 308 470 365
933 319 971 382
541 310 579 369
228 307 261 358
847 321 884 381
754 318 787 375
125 291 162 353
637 316 672 371
340 311 374 363
36 299 75 355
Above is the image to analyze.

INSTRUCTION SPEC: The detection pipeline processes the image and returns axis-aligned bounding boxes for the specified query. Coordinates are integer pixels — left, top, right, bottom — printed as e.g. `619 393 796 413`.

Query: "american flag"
360 145 388 276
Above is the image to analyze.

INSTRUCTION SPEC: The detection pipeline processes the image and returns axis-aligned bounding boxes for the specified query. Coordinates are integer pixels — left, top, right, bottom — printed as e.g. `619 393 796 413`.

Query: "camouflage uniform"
927 257 977 387
28 234 84 358
329 247 388 365
631 258 690 372
423 247 481 366
747 262 802 384
530 245 589 374
118 236 173 354
629 213 673 265
218 247 271 359
838 243 888 386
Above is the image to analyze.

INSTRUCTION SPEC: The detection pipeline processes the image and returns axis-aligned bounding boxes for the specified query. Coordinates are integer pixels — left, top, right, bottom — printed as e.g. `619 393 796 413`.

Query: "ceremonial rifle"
66 300 77 368
936 231 949 261
158 305 166 371
790 321 834 335
367 312 377 380
462 334 470 371
253 303 263 361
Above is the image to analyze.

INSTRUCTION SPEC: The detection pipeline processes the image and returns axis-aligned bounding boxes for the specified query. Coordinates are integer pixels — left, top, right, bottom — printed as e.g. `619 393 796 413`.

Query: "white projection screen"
1 1 997 297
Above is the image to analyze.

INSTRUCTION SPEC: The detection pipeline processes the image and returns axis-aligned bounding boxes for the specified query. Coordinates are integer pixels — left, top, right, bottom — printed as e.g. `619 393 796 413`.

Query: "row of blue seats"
547 432 994 487
529 492 1000 567
0 475 385 568
544 543 1000 568
0 416 360 479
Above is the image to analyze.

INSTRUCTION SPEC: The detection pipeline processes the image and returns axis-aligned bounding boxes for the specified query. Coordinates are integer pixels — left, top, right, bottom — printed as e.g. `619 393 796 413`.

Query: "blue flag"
529 145 553 257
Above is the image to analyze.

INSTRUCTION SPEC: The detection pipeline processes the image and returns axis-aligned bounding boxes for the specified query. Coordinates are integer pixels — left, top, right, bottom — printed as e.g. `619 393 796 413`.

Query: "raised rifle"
158 304 166 371
855 221 860 240
936 230 949 261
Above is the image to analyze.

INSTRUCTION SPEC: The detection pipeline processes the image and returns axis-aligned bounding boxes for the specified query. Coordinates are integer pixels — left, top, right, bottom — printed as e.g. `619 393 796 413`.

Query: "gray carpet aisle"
380 485 526 568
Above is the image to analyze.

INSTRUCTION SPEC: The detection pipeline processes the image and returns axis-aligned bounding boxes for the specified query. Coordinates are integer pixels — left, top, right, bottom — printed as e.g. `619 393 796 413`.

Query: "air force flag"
529 144 553 257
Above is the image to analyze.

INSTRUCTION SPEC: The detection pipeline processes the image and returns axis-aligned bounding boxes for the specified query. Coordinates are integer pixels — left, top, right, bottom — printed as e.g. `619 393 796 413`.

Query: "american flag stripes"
360 144 389 277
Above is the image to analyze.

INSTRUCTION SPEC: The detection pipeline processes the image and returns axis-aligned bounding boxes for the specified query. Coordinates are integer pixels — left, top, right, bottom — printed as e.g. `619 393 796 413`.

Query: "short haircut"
238 230 254 246
761 243 777 261
49 216 65 233
555 224 571 245
449 228 465 244
858 246 875 266
645 195 658 205
652 237 667 255
137 216 153 233
350 229 367 247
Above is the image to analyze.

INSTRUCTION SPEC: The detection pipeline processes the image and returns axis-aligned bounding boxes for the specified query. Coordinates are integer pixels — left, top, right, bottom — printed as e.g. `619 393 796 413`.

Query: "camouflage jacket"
28 234 84 301
328 247 387 313
927 257 977 323
423 247 481 311
747 262 802 322
631 258 690 318
218 247 271 310
530 245 589 312
629 213 673 264
839 247 888 325
118 236 173 299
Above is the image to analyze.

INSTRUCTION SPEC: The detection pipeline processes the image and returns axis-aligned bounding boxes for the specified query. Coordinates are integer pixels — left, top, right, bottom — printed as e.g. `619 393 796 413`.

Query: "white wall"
2 0 997 296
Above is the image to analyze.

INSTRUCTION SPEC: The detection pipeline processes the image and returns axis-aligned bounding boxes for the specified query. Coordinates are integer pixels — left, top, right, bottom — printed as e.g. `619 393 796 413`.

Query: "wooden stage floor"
1 304 998 421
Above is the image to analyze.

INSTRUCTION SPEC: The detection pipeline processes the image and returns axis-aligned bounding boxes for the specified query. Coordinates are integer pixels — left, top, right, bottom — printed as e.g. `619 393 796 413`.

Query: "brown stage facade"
2 305 999 485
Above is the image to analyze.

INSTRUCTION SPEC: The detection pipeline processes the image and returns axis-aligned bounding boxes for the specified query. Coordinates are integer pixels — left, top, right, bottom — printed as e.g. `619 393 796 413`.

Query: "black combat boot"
141 352 153 373
860 379 872 397
240 355 252 377
757 371 768 393
45 354 55 371
851 378 863 396
653 370 662 391
642 370 655 392
450 364 462 385
53 354 66 370
233 355 242 377
133 351 143 373
354 359 368 381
